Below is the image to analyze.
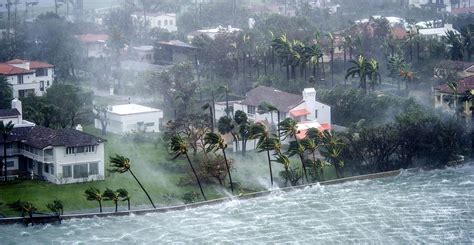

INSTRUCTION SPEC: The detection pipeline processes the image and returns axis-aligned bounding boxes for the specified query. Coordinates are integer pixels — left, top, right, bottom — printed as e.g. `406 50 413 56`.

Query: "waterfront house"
0 59 54 98
0 99 105 184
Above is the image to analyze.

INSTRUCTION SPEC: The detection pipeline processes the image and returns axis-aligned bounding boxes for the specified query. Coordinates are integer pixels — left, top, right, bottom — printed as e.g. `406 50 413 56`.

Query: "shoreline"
0 168 406 225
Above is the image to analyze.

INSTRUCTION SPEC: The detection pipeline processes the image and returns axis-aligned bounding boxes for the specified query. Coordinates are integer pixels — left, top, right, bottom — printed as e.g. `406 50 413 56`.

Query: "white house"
132 45 154 64
0 99 105 184
215 86 331 132
95 104 164 135
187 25 242 41
76 34 110 58
0 59 54 98
418 23 459 41
132 12 177 32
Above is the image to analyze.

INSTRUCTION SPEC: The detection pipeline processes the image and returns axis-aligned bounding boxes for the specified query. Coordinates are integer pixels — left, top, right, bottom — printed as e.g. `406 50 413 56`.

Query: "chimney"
303 88 317 121
11 98 22 123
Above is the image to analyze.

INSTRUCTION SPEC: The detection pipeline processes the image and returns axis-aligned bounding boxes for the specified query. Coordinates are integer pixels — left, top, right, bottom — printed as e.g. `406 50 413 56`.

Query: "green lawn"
0 125 339 217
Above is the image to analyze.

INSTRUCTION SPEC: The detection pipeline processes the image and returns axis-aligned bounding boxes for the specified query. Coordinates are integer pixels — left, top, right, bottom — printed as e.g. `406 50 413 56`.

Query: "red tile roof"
436 75 474 94
0 64 34 75
77 34 109 43
7 59 54 69
391 26 407 39
290 109 311 117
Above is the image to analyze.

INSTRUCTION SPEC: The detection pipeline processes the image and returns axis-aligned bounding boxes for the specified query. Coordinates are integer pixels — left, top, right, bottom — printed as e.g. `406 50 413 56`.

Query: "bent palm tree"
273 152 291 186
117 188 130 210
103 188 121 212
1 121 14 181
204 132 234 194
250 123 275 186
109 155 156 208
279 118 309 183
84 187 104 213
170 135 207 200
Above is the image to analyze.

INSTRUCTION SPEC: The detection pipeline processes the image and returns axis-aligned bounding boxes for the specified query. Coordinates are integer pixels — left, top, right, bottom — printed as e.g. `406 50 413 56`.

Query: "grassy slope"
0 125 338 217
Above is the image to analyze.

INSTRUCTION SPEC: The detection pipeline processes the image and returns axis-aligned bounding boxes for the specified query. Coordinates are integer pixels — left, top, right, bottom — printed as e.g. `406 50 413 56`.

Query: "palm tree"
117 188 130 211
84 187 104 213
273 152 291 186
204 132 234 194
0 121 14 182
47 199 64 216
399 63 416 95
279 118 309 183
367 58 381 91
257 102 280 134
103 188 122 212
345 55 369 94
444 30 464 61
170 135 207 200
388 54 406 91
0 76 13 108
320 131 345 178
327 32 335 86
460 26 473 61
304 128 326 179
109 155 156 208
272 34 292 83
201 103 214 133
250 123 275 186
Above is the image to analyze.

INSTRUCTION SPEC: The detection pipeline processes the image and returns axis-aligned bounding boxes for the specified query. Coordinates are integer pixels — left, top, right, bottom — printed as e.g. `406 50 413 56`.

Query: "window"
44 164 49 173
157 20 161 26
279 112 287 119
169 20 173 26
85 145 95 153
19 89 34 98
18 75 24 84
36 68 48 77
28 161 33 169
51 166 55 175
6 161 14 168
315 110 318 118
164 20 168 26
40 81 45 91
73 164 88 179
66 147 75 154
89 162 99 175
76 146 85 153
62 165 72 178
248 105 256 115
47 81 50 86
145 122 155 127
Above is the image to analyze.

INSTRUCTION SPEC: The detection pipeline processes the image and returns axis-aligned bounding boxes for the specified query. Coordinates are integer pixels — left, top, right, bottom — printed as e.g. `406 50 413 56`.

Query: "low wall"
0 169 404 225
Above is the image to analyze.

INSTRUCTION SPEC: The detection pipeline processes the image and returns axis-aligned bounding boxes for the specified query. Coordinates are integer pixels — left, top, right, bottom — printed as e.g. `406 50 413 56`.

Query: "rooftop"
436 75 474 94
76 34 109 43
109 104 162 115
242 86 303 112
158 40 196 49
419 24 459 36
8 126 105 148
6 59 54 69
0 109 20 118
0 64 34 75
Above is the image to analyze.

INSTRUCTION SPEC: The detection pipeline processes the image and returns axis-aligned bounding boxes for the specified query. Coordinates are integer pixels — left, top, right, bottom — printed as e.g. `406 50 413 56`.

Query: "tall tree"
170 135 207 200
0 76 13 109
444 30 464 61
109 155 156 208
204 132 234 193
0 121 14 181
279 118 309 183
250 123 275 187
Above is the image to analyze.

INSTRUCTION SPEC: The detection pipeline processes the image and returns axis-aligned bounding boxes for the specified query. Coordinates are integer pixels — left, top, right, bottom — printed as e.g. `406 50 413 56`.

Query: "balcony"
0 148 54 163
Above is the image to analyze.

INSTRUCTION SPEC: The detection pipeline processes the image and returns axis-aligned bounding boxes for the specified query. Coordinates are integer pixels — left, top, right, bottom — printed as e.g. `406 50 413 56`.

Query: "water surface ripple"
1 166 473 244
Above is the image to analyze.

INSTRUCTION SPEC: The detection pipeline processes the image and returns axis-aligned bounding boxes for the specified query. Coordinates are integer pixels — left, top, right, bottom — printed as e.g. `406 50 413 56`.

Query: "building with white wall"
132 12 177 32
76 34 110 58
0 99 105 184
418 24 459 41
95 104 164 135
0 59 54 98
215 86 331 131
187 25 242 41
